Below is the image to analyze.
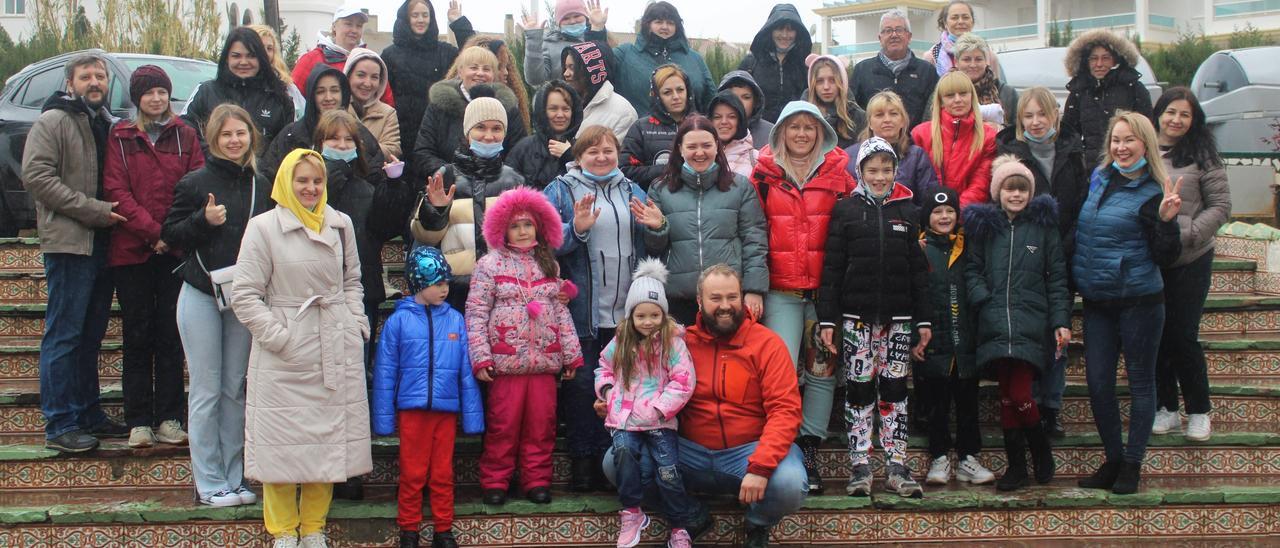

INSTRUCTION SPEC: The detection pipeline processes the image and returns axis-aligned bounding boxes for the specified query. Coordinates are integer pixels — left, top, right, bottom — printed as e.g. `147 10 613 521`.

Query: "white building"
816 0 1280 60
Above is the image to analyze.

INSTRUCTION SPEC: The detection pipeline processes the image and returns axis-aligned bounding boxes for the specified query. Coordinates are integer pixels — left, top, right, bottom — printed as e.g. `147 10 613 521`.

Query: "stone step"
2 428 1278 491
0 479 1276 545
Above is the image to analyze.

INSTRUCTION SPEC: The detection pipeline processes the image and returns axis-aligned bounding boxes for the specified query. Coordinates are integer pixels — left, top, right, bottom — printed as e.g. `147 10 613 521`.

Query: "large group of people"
21 1 1234 548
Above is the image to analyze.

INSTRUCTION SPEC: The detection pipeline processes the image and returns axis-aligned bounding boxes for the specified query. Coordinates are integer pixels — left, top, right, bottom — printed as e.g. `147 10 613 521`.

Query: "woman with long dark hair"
183 27 295 145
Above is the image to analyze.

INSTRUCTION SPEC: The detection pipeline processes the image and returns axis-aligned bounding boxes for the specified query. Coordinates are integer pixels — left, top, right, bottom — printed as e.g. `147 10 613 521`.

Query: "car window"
109 77 128 112
17 67 65 108
120 57 218 103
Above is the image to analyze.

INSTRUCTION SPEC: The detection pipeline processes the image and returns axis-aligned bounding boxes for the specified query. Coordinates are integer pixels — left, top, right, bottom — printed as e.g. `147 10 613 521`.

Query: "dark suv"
0 49 217 236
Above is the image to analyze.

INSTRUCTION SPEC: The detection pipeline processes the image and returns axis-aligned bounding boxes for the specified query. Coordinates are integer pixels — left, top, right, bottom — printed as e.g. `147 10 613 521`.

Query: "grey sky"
368 0 828 44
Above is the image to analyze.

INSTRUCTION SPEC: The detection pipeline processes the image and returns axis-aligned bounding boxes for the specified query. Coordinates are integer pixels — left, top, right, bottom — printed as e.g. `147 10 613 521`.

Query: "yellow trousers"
262 482 333 538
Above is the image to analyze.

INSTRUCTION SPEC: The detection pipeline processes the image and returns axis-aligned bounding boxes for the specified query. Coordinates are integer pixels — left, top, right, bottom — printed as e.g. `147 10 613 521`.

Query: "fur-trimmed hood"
481 186 565 251
427 78 520 118
963 194 1059 240
1064 29 1141 78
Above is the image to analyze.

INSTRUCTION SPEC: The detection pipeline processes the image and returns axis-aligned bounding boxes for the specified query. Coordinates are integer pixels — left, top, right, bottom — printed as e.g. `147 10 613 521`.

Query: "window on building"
4 0 26 15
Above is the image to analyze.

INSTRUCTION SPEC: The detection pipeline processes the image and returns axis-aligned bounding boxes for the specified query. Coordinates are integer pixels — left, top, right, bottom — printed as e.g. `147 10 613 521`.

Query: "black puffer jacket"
183 34 295 145
410 81 528 179
738 4 811 123
817 182 930 328
260 65 387 180
963 195 1071 371
325 158 411 304
505 82 583 189
996 126 1090 278
381 0 475 169
1061 29 1153 165
919 230 977 380
161 156 272 296
621 69 694 190
850 52 939 132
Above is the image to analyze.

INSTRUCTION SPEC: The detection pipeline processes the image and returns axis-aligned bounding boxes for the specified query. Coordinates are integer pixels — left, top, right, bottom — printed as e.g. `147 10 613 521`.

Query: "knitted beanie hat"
990 154 1035 198
405 245 452 294
129 65 172 109
920 186 961 229
462 85 507 136
624 258 669 317
554 0 588 23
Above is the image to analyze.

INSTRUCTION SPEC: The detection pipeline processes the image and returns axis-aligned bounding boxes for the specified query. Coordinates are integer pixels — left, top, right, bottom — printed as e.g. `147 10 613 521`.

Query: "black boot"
743 523 771 548
1078 460 1123 490
431 530 458 548
482 488 507 505
797 435 824 495
1042 408 1065 439
569 456 594 492
333 476 364 500
526 486 552 504
1024 423 1056 485
1112 461 1142 494
398 530 419 548
996 429 1028 492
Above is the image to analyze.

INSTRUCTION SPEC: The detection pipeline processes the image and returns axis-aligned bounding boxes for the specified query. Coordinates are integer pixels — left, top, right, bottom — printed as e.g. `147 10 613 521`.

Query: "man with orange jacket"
601 264 807 548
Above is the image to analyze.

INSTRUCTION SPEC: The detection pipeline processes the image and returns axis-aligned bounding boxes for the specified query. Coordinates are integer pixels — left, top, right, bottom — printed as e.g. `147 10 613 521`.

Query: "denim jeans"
113 254 185 428
763 291 833 439
565 328 613 459
1034 352 1068 411
604 437 809 527
177 283 251 498
40 243 113 439
611 429 701 528
1157 251 1214 414
1083 301 1164 464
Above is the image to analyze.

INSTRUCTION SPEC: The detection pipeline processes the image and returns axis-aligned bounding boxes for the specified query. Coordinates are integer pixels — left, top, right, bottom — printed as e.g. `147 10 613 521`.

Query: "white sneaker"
955 455 996 485
272 536 299 548
127 426 156 448
926 455 951 485
198 489 241 507
234 486 257 505
1186 414 1212 441
299 532 328 548
155 420 188 445
1152 408 1181 434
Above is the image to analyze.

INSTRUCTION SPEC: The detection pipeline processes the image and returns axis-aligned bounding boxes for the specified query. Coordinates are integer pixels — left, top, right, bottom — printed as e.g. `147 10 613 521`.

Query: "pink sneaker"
667 527 692 548
617 507 650 548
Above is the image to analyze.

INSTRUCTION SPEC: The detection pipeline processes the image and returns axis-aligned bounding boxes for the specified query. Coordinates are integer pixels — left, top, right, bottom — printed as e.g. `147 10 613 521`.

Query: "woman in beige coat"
345 48 402 160
231 148 372 548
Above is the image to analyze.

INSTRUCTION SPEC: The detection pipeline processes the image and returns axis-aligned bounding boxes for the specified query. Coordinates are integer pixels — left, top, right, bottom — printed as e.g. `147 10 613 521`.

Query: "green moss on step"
1106 490 1163 506
871 490 978 510
803 495 873 510
0 507 48 524
1221 486 1280 504
1161 488 1225 504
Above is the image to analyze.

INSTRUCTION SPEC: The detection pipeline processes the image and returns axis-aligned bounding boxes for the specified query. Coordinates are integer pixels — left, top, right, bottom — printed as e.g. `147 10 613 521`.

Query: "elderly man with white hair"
850 9 940 131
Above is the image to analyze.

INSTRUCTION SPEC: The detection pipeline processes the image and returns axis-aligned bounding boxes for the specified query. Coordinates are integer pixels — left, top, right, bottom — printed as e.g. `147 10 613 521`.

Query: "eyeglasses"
880 27 909 36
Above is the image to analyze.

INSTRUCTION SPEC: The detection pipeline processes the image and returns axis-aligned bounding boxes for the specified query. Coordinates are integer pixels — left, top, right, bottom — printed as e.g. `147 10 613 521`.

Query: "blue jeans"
612 429 701 528
1083 302 1164 464
565 329 612 458
604 437 809 527
763 291 833 439
40 245 113 439
1034 352 1067 411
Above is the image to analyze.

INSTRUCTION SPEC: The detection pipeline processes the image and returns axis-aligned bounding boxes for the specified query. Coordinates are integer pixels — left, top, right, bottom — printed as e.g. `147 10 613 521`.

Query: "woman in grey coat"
631 114 769 325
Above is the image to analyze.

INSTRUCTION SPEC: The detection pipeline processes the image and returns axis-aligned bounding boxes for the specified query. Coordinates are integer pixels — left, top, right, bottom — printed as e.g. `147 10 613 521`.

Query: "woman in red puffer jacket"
911 71 997 209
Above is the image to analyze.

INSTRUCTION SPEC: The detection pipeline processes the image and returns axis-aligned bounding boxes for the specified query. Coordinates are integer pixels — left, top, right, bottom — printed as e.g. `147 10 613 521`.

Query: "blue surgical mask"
1023 127 1057 144
682 161 719 177
321 146 357 162
469 139 504 159
582 167 621 182
1112 156 1148 175
560 22 587 38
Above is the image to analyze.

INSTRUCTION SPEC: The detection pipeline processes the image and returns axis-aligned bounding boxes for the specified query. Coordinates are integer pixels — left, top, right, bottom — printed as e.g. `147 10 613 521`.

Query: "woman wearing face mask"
293 7 398 106
411 87 525 309
451 36 532 135
543 125 648 493
411 47 528 179
261 66 386 181
231 148 372 548
248 25 307 121
382 0 476 170
1150 87 1231 443
845 91 937 204
949 33 1017 130
183 28 295 145
344 48 400 160
638 114 768 326
583 1 715 117
520 0 604 87
995 86 1089 438
707 91 759 177
803 54 867 150
751 101 856 494
738 4 811 123
561 40 637 141
922 1 999 79
1062 29 1152 165
507 81 583 188
620 64 695 190
911 71 997 209
1073 112 1183 496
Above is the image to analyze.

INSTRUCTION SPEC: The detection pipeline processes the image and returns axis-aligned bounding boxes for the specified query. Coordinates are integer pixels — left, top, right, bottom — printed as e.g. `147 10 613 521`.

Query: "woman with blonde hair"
449 36 532 135
248 24 306 119
911 71 996 208
845 91 937 203
803 54 866 149
1073 111 1183 496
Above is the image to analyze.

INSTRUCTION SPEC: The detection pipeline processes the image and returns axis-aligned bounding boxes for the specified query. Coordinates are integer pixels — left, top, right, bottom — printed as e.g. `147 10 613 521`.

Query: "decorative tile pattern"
0 350 123 381
0 243 43 271
1211 270 1257 294
1216 237 1270 268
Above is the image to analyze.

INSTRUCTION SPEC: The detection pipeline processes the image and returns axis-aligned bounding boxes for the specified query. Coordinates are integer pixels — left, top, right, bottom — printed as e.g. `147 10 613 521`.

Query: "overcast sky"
367 0 829 44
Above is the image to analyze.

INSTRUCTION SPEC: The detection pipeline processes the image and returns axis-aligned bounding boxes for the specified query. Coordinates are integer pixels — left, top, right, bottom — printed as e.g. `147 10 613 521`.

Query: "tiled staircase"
0 233 1278 546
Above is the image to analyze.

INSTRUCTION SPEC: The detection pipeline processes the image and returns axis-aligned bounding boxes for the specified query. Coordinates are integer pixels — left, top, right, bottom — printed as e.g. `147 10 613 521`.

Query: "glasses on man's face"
880 27 909 36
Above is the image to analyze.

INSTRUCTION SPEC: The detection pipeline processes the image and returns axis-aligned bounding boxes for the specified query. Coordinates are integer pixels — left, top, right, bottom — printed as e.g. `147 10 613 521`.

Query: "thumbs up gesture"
205 193 227 226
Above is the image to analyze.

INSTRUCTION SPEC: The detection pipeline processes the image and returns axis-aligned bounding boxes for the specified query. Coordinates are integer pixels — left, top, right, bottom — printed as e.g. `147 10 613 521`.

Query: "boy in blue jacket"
374 246 484 548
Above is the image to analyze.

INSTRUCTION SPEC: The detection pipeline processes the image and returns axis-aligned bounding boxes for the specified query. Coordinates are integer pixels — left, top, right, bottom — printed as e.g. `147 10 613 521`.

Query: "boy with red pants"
373 246 484 548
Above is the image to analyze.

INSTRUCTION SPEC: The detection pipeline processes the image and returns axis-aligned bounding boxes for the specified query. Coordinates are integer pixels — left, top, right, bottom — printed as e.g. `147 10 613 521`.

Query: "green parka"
919 230 978 379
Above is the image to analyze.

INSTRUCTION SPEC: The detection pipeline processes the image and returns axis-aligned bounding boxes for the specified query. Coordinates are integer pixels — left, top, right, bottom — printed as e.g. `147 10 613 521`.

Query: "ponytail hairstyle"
928 71 984 168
